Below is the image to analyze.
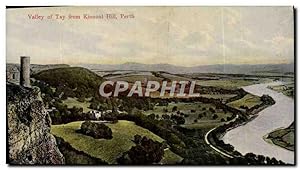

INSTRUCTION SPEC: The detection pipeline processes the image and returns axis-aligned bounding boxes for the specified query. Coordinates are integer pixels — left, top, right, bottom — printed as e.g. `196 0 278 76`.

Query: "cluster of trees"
242 153 285 165
117 111 235 164
117 112 187 154
33 67 103 99
77 121 112 139
225 153 285 165
32 80 58 108
48 98 122 124
261 94 276 105
49 103 88 124
194 84 247 96
212 114 218 120
170 114 185 125
119 97 155 112
89 97 113 111
117 135 165 164
209 132 236 153
150 113 186 126
225 89 248 103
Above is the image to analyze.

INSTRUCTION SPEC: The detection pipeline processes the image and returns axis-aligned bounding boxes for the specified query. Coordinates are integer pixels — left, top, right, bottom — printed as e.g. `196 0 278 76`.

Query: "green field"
196 79 255 89
145 102 233 124
181 121 222 130
265 123 295 151
199 94 237 100
227 94 262 111
160 73 193 81
268 83 294 98
51 120 182 164
108 75 163 83
62 97 92 113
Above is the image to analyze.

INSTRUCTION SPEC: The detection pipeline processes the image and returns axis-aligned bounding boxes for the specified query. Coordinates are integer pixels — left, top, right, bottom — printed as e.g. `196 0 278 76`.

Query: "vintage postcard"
6 6 295 165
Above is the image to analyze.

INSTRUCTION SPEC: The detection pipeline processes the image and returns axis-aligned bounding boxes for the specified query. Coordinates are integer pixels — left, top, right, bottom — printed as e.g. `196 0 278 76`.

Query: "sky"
6 7 294 66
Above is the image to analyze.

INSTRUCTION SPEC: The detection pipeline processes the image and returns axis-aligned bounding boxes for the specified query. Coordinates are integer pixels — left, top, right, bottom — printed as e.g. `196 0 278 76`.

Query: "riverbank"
222 82 294 164
263 122 295 151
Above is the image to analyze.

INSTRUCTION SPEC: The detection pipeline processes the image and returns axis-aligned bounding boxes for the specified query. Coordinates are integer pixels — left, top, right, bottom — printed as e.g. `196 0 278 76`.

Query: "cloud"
6 7 294 66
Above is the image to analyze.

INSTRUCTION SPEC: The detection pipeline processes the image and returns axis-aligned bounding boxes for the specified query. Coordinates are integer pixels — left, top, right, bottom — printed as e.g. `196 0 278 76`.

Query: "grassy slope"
51 120 182 164
227 94 262 110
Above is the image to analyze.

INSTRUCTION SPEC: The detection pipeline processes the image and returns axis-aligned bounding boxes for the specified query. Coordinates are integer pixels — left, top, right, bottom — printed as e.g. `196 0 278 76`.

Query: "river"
222 81 294 164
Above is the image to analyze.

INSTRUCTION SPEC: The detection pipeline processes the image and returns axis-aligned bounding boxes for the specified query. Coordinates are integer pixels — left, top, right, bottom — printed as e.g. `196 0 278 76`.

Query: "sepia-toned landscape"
6 7 294 165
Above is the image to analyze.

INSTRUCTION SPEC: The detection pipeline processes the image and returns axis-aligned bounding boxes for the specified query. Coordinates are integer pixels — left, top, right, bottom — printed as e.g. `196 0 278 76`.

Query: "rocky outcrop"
7 82 64 165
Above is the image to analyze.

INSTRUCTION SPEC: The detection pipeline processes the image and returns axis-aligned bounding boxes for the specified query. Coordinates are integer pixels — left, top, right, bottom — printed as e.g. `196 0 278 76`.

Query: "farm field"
144 102 233 124
196 79 255 89
227 94 262 111
181 121 223 130
199 94 237 100
160 73 193 81
108 74 164 83
51 120 182 164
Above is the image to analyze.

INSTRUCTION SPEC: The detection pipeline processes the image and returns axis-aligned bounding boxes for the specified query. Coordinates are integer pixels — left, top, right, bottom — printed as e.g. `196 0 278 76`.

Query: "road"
204 115 239 159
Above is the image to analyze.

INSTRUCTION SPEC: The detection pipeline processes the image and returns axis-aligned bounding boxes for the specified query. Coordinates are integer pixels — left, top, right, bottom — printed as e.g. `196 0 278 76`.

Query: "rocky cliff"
7 82 64 164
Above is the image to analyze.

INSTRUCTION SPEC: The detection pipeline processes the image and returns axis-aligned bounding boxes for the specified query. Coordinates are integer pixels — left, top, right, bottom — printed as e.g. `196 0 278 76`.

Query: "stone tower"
20 56 30 87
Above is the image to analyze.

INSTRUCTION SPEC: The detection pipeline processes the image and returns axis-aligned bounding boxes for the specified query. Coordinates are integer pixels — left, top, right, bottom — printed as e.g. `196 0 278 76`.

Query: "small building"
88 110 104 120
7 56 31 87
6 64 20 84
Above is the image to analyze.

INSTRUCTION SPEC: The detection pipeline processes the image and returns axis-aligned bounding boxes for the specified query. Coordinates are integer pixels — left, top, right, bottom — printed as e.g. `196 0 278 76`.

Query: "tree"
172 106 178 112
198 114 203 119
226 116 232 121
212 114 218 120
118 135 165 164
261 94 275 105
155 114 160 119
209 107 216 113
147 113 156 120
89 102 98 110
162 114 170 120
171 115 185 125
78 121 112 139
163 108 168 113
78 96 85 102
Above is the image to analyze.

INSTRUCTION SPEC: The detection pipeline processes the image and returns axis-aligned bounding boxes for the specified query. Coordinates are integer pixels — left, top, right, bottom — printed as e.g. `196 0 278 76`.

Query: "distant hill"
6 63 70 74
77 62 294 75
30 64 70 74
32 67 103 98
